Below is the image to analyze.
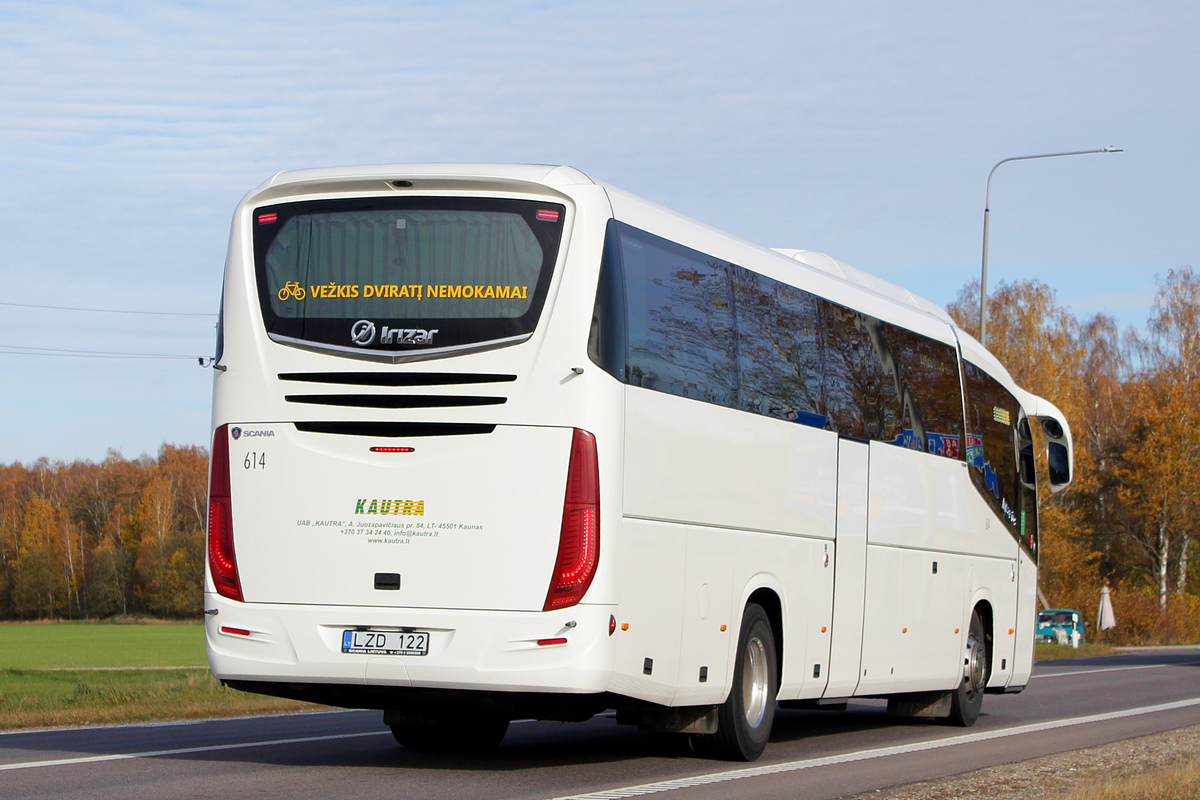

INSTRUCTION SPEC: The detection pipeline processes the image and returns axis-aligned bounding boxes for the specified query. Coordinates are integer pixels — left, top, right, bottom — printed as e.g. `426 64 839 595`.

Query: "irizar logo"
350 320 438 347
381 327 438 345
350 320 376 346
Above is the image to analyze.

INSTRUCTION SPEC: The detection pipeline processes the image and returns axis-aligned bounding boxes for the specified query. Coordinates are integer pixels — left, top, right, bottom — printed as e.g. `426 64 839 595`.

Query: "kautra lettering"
355 499 424 516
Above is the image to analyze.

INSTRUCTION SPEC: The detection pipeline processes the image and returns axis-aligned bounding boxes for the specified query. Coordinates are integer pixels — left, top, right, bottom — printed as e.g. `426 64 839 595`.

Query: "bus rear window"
254 197 564 358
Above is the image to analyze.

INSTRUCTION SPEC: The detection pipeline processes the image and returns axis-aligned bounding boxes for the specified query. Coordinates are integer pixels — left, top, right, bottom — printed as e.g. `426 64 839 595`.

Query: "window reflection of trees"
963 361 1023 538
732 268 826 425
605 221 968 463
823 308 900 442
622 233 737 407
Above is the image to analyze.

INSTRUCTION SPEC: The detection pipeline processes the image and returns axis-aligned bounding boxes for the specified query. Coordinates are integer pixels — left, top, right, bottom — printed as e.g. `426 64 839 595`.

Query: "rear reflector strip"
537 638 568 646
220 626 250 636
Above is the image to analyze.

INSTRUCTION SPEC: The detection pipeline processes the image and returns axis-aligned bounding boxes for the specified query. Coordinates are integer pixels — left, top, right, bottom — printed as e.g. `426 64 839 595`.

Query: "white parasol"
1097 586 1117 633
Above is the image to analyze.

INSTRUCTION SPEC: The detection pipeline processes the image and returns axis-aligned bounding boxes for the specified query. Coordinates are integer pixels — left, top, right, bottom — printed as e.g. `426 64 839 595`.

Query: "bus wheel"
946 611 989 727
388 713 509 751
693 603 778 761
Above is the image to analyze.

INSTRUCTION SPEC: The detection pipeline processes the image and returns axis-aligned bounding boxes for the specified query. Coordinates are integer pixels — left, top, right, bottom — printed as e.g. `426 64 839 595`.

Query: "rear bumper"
204 593 616 696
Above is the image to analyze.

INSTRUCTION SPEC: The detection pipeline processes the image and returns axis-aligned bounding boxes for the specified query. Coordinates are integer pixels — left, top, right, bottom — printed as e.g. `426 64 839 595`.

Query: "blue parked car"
1037 609 1085 647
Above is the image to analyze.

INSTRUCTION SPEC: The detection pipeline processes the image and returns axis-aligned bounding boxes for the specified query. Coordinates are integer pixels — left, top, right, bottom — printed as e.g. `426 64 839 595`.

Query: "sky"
1 0 1196 464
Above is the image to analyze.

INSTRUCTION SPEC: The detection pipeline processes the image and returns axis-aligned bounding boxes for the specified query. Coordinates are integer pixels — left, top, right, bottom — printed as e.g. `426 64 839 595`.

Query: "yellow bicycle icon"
278 281 306 301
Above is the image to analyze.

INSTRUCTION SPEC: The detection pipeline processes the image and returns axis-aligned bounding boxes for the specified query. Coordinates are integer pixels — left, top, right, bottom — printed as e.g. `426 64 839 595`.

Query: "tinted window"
887 325 963 458
732 266 828 427
963 361 1025 541
588 221 965 462
588 222 627 382
618 225 738 407
254 197 564 355
821 306 902 442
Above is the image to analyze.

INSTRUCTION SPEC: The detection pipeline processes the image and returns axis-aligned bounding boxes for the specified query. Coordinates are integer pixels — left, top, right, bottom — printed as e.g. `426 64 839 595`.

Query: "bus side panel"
622 388 837 539
1010 548 1038 687
858 546 964 694
734 531 833 702
673 526 735 706
865 444 995 557
609 518 686 706
824 439 869 698
620 388 837 706
965 556 1017 688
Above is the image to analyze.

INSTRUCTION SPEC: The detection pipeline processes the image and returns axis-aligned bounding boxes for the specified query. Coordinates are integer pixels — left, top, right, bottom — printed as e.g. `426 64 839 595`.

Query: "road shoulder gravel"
838 723 1200 799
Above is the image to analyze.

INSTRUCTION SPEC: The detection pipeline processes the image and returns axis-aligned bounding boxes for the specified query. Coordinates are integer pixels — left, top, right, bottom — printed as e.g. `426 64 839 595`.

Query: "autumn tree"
0 445 209 619
1112 267 1200 610
12 497 70 618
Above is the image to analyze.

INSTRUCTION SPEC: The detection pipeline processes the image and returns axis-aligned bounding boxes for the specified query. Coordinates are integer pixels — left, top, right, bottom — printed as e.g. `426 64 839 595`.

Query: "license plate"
341 629 429 656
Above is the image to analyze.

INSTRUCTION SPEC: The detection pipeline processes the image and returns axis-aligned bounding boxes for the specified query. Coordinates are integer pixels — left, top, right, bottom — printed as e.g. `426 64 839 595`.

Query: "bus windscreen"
253 197 564 357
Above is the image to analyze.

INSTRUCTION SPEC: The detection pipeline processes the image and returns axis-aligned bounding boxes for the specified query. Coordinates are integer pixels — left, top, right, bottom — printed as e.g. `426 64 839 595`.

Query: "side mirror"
1039 416 1073 492
1047 441 1070 486
1012 390 1074 493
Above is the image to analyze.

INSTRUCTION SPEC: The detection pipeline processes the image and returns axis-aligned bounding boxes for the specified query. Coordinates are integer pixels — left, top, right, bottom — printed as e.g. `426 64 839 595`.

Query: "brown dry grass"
1061 755 1200 800
841 724 1200 800
0 667 326 731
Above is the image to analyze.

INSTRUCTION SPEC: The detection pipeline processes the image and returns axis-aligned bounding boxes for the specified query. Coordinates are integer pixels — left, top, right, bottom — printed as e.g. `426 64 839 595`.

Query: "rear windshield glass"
254 197 565 356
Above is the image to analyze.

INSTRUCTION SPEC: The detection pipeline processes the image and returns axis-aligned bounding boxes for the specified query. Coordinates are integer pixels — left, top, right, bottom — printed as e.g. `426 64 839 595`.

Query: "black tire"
946 610 989 727
389 713 509 751
692 603 778 761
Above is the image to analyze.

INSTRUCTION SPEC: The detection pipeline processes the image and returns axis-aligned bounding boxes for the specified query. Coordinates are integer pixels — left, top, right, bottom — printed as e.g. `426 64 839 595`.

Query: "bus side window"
962 360 1026 545
885 324 963 459
588 220 629 381
731 266 827 427
619 224 738 407
820 303 902 442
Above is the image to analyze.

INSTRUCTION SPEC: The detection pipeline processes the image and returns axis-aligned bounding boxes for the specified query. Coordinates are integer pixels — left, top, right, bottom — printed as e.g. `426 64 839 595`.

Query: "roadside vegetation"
1063 755 1200 800
1033 641 1119 661
0 621 325 731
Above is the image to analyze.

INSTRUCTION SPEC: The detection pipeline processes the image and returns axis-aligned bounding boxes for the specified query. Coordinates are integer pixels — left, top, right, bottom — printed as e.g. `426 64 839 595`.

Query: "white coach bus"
205 164 1073 761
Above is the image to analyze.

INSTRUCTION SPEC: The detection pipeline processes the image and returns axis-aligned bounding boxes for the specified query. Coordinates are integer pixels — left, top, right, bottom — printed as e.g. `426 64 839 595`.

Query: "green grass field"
0 621 207 669
0 621 324 730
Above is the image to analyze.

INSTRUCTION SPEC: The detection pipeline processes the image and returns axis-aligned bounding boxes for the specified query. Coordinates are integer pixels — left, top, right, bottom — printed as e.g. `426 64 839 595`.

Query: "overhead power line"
0 301 216 317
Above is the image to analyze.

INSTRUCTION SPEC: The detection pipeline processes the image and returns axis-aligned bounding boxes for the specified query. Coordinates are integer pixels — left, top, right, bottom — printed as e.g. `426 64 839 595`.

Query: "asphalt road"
2 649 1198 800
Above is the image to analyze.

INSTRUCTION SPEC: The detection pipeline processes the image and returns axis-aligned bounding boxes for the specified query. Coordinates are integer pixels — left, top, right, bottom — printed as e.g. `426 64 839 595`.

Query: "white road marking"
1035 660 1200 679
546 697 1200 800
0 708 361 738
0 730 388 772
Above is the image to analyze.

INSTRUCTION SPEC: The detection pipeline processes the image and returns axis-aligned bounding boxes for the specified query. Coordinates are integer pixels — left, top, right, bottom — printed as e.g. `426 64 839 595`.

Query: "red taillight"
543 429 599 611
207 424 243 602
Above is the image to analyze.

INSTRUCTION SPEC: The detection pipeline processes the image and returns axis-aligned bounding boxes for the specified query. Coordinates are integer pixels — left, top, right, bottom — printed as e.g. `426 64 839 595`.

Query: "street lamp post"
978 146 1122 346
